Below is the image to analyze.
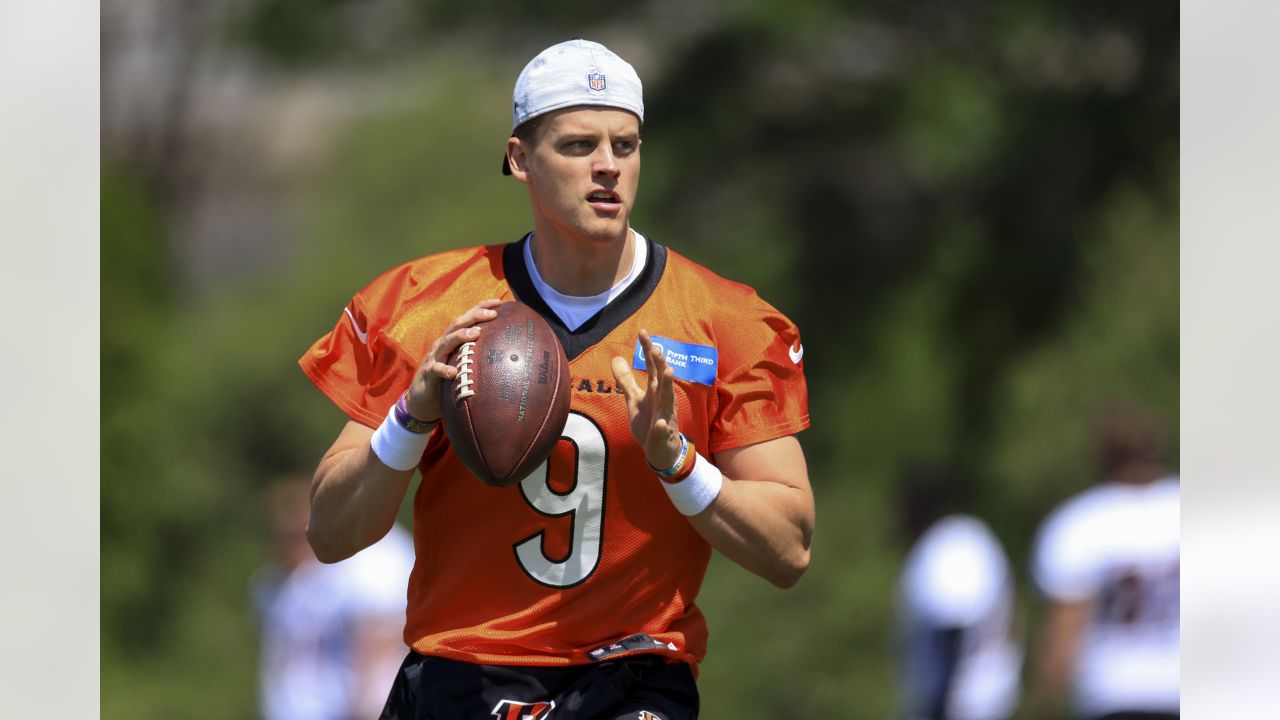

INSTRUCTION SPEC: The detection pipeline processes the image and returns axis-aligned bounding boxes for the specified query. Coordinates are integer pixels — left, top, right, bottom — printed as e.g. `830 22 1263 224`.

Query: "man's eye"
565 140 594 152
614 141 637 154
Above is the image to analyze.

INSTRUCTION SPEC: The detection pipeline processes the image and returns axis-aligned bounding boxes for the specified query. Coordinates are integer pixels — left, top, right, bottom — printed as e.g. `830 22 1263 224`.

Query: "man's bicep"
713 435 810 490
329 420 377 455
708 434 815 585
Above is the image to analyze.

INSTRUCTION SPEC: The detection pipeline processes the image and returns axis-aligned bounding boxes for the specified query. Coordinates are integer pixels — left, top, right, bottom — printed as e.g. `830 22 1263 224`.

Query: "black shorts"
379 651 699 720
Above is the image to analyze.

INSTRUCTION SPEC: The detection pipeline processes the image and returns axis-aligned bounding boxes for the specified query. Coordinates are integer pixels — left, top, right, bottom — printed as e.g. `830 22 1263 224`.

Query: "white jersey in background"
253 523 415 720
898 515 1023 720
1032 477 1180 718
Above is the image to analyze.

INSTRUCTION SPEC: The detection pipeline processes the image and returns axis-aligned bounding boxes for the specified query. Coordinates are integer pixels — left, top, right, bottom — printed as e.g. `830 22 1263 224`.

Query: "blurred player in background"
299 39 813 719
1026 406 1180 720
252 476 414 720
895 463 1022 720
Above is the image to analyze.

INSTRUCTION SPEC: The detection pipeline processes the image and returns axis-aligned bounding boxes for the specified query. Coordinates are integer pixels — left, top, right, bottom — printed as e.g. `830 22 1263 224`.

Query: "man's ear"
507 137 531 184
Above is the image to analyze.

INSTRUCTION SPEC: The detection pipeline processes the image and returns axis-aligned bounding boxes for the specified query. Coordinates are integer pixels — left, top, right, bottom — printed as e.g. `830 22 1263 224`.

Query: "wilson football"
441 301 571 487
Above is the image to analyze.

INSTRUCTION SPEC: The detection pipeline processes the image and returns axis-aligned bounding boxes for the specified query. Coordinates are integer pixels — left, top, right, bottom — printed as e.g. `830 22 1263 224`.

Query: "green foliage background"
103 3 1178 718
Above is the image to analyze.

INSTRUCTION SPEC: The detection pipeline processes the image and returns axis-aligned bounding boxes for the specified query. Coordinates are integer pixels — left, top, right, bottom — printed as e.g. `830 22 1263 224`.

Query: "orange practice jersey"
300 236 809 670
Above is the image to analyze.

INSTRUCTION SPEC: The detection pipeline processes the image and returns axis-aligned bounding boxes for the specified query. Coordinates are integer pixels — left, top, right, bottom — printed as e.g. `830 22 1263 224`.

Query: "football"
441 301 571 487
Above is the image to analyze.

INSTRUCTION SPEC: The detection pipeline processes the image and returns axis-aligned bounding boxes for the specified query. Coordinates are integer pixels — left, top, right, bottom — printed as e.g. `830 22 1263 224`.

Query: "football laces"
455 341 476 399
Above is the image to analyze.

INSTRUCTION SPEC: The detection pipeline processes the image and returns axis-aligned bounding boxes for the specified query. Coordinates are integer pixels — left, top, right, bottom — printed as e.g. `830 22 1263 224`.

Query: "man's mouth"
587 190 621 208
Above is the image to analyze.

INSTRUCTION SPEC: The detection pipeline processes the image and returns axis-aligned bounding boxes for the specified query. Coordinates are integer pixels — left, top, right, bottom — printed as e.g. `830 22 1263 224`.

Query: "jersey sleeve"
908 520 1007 626
1032 497 1104 602
299 265 423 428
709 299 810 453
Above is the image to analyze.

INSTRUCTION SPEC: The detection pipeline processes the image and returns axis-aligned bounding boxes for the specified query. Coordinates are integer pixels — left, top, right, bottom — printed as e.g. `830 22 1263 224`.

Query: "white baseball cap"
502 39 644 175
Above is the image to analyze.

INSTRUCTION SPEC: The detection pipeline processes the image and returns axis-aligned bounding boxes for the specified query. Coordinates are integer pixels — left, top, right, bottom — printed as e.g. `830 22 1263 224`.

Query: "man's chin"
578 218 629 243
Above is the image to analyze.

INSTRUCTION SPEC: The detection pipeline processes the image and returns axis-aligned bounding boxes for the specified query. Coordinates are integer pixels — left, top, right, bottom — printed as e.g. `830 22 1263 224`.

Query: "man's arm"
307 422 413 563
307 299 502 563
1021 598 1090 720
613 330 814 588
696 435 814 588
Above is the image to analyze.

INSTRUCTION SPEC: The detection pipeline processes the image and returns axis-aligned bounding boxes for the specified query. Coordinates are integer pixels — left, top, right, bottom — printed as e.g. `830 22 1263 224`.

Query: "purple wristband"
393 393 438 434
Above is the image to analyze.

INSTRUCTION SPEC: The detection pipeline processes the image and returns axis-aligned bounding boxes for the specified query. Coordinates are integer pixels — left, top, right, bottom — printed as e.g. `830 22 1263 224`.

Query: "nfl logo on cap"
507 40 643 130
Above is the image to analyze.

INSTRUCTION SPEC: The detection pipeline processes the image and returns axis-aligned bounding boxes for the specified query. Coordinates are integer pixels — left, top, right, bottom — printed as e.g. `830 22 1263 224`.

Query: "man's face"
512 107 642 245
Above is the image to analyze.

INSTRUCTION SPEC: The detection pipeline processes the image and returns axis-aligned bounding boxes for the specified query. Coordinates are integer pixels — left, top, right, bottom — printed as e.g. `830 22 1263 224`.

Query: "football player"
300 39 814 719
1027 406 1179 720
895 464 1022 720
252 476 414 720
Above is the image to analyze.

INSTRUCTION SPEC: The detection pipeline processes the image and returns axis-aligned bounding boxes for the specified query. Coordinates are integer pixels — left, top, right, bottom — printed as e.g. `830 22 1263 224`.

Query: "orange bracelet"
662 441 698 484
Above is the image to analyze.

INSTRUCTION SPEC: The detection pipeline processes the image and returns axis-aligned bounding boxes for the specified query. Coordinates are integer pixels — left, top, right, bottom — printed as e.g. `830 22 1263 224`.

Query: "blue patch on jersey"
633 335 718 386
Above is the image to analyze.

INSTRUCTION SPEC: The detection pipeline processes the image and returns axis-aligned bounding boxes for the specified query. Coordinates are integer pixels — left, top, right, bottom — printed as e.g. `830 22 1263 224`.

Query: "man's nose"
592 146 620 177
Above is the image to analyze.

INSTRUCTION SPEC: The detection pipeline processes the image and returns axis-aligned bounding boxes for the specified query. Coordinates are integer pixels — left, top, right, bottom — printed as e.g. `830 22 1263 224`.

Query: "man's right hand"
308 298 504 563
403 299 503 422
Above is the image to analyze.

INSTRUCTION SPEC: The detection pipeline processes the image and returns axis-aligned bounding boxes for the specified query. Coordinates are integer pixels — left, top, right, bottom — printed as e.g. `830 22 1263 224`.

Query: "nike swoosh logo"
344 306 369 344
788 342 804 364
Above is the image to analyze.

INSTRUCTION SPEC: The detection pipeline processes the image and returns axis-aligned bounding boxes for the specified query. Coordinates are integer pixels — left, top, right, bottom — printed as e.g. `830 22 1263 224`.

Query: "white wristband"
370 404 431 471
662 452 723 516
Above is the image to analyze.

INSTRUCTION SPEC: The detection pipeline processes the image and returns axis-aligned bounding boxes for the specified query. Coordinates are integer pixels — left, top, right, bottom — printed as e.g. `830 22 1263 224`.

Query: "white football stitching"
456 341 476 399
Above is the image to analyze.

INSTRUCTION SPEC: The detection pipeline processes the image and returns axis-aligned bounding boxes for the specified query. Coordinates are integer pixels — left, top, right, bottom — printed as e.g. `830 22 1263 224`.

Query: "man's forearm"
308 421 414 563
680 436 814 588
688 475 814 588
